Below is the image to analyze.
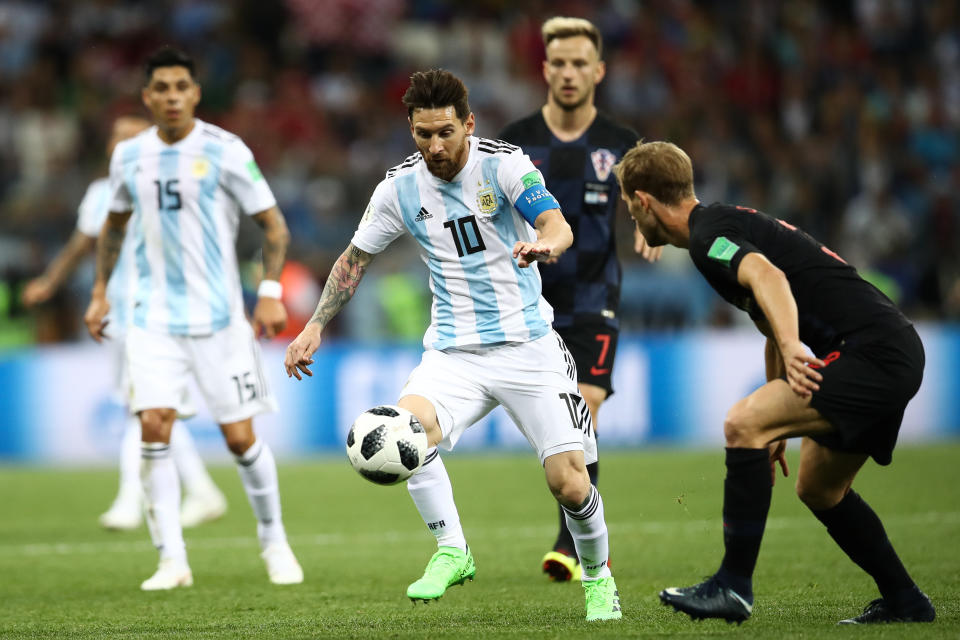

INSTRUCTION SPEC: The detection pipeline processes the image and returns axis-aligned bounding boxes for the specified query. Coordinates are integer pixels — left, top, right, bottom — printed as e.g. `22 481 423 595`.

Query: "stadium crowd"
0 0 957 344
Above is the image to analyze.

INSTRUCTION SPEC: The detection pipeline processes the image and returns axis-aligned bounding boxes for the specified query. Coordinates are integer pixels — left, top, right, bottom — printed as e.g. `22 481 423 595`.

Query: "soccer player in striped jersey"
84 47 302 590
285 69 621 621
499 16 662 583
23 115 227 532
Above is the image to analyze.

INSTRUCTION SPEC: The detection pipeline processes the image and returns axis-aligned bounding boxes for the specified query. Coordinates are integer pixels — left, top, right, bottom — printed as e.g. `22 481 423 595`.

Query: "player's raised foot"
406 546 475 602
584 576 622 621
261 541 304 585
140 558 193 591
660 576 752 624
180 488 227 528
838 591 935 624
99 496 142 531
542 550 582 582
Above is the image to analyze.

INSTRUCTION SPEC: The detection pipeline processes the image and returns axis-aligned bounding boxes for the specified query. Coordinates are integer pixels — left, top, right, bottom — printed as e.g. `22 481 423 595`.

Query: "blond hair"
542 16 602 58
615 141 696 206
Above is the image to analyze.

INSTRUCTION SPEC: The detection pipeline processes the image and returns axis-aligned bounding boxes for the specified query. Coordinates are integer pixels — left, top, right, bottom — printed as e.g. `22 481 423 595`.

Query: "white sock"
235 439 287 548
406 448 466 551
170 421 219 496
562 485 611 580
141 442 186 563
115 416 142 503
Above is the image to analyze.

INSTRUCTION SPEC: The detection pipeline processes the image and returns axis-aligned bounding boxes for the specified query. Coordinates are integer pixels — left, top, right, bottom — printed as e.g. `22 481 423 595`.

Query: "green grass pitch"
1 443 958 639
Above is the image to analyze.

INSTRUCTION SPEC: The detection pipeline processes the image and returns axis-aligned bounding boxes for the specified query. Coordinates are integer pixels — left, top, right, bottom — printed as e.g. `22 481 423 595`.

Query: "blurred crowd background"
0 0 957 347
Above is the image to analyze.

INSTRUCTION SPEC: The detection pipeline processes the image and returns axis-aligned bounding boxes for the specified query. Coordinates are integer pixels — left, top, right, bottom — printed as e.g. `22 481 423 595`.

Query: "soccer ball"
346 405 428 485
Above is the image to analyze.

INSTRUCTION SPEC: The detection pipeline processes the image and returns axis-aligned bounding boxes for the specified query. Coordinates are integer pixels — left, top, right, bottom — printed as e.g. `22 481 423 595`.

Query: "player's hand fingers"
296 361 313 377
778 455 789 478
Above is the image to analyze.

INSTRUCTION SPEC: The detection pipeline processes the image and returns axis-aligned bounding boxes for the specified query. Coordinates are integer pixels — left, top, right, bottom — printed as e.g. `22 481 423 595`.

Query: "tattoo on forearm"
309 248 368 328
97 225 125 283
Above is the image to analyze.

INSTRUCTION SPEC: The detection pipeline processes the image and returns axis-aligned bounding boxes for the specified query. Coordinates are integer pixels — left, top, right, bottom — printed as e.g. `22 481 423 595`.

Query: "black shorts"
554 323 619 397
808 324 924 465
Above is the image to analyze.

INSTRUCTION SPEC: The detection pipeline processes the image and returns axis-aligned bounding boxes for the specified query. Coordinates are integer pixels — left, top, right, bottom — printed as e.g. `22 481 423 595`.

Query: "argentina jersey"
76 177 137 335
108 120 276 336
352 136 561 350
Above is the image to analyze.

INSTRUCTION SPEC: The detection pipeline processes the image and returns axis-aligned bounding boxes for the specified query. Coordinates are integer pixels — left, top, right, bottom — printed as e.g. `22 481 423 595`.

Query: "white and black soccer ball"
346 405 428 485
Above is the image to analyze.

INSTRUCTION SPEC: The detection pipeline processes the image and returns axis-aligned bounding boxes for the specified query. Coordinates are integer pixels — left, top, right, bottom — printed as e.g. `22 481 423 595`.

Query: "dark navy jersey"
498 112 639 329
689 203 911 355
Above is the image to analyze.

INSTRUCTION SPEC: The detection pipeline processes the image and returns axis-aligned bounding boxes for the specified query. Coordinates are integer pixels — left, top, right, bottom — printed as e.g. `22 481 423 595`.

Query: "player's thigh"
726 379 834 447
400 349 497 451
189 321 278 424
795 436 869 509
126 326 192 415
492 333 596 465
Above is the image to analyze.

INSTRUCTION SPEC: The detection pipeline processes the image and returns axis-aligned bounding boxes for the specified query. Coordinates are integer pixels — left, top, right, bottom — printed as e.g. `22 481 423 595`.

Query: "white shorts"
126 322 277 424
401 331 597 465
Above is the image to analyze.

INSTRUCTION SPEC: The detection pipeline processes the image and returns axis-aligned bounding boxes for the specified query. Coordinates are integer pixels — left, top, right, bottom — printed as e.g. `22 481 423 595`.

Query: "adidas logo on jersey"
414 207 433 222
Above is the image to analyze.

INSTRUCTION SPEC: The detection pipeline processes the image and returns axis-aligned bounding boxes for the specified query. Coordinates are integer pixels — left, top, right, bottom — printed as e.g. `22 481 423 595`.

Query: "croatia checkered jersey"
351 136 562 351
76 177 136 335
108 120 276 336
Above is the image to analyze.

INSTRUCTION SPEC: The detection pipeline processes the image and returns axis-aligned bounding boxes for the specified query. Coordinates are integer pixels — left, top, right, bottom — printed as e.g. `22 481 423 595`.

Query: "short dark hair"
615 141 696 205
144 46 196 85
402 69 470 121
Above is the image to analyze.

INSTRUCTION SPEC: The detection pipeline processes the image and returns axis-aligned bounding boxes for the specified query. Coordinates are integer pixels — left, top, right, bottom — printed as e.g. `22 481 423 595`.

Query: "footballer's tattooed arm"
252 207 290 281
309 243 375 330
95 211 132 286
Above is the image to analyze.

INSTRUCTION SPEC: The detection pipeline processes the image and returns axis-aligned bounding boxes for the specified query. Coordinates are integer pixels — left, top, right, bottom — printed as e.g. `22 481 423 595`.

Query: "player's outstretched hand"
284 323 322 380
253 297 288 339
780 340 824 397
84 296 111 343
513 240 554 268
768 440 788 485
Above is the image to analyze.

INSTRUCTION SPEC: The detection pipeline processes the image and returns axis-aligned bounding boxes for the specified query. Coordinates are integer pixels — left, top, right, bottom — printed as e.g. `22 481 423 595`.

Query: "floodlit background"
0 0 958 462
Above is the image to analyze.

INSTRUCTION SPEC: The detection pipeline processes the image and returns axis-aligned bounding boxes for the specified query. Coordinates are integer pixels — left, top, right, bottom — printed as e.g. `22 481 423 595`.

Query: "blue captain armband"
514 185 560 225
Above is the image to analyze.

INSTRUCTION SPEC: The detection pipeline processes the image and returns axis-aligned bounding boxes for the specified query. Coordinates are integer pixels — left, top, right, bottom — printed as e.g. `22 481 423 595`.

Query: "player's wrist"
257 279 283 299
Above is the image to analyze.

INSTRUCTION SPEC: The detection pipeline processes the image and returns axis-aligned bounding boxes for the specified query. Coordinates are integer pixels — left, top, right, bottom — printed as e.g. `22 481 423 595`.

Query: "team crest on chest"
192 158 210 178
477 185 497 215
591 148 616 182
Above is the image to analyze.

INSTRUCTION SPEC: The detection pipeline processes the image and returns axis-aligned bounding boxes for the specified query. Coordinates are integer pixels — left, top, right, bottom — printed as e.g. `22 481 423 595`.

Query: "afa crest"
192 158 210 178
477 187 497 214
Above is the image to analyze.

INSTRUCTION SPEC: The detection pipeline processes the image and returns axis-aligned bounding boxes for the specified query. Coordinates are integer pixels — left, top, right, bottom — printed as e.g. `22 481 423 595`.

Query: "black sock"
717 447 772 601
810 489 917 605
553 461 598 558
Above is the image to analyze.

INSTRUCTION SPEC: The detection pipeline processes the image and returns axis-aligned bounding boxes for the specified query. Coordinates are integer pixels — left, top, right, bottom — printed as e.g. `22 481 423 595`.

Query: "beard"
551 86 591 112
425 137 468 181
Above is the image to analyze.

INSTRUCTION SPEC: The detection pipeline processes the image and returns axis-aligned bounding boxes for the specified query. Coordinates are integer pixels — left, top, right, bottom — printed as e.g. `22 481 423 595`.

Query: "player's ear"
542 59 550 83
463 112 475 135
594 60 606 85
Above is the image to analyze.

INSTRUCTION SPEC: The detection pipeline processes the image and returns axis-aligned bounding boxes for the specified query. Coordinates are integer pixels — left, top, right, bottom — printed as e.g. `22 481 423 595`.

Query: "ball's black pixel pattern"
369 406 400 417
361 424 388 460
358 468 400 484
397 439 420 470
346 426 355 448
409 416 425 433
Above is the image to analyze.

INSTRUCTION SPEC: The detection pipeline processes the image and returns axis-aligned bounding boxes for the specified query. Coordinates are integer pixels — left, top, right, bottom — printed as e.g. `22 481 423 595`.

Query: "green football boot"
406 546 476 602
584 576 622 621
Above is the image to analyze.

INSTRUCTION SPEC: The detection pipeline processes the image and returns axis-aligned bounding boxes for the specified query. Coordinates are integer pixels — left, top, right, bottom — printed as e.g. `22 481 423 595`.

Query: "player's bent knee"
795 477 847 510
138 409 176 442
221 421 256 456
723 402 754 447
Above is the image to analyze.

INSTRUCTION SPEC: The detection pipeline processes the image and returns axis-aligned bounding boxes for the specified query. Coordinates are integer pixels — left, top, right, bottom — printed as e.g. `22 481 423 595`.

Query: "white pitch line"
1 511 957 559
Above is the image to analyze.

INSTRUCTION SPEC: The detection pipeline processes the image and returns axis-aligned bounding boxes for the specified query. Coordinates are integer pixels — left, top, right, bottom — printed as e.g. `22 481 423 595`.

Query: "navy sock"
810 489 917 604
717 447 772 601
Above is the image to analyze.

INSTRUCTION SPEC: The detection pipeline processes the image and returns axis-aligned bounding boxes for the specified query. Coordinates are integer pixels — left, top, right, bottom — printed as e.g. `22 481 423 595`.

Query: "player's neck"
156 118 196 145
668 198 700 248
542 102 596 143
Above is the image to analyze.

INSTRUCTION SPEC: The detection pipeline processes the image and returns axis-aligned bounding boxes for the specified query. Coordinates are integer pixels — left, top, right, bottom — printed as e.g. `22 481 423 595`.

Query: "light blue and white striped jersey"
352 136 559 351
108 120 276 336
77 177 136 335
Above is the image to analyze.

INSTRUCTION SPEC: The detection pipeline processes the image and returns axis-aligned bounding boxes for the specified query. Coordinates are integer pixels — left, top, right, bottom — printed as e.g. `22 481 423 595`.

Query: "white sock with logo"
406 449 466 552
562 485 611 580
235 439 287 548
170 421 219 496
141 442 186 563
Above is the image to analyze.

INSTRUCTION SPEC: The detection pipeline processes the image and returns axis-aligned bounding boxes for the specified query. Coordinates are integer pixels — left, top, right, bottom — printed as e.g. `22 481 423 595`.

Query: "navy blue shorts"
808 325 924 465
554 323 619 397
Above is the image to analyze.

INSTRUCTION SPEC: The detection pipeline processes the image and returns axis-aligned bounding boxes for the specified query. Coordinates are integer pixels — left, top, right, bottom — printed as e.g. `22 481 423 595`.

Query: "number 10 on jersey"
443 215 486 257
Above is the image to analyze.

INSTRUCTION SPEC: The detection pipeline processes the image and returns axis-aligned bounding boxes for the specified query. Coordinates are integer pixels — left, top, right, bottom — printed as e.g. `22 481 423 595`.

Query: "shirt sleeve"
76 180 110 238
350 179 406 254
221 139 277 215
690 214 761 288
498 148 560 226
108 144 134 214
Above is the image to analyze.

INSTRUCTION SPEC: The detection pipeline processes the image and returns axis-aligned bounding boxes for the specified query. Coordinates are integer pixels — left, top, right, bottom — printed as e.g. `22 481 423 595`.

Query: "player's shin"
562 485 611 580
235 438 287 547
140 442 186 561
717 447 772 601
406 448 466 551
